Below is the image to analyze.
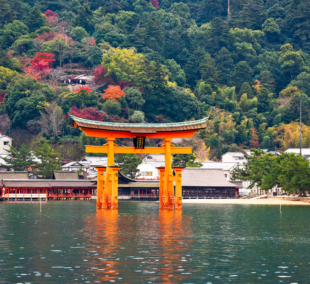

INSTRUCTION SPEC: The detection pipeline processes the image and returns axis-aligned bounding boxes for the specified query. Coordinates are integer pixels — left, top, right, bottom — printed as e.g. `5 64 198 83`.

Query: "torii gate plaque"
71 115 207 210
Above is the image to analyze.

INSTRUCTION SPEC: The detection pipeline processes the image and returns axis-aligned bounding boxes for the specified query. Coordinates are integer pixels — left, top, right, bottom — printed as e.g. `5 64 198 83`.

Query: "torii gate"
71 115 207 210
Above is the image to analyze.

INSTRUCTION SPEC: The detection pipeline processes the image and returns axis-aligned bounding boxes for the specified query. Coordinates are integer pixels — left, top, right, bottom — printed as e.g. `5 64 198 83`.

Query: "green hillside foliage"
0 0 310 160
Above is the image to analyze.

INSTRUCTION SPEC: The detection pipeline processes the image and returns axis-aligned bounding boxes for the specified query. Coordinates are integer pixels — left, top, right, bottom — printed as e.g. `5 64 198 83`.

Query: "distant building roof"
140 161 165 168
223 152 245 157
61 161 85 168
54 171 78 180
285 148 310 155
0 171 29 180
201 162 239 171
143 154 165 162
0 134 12 140
182 169 237 187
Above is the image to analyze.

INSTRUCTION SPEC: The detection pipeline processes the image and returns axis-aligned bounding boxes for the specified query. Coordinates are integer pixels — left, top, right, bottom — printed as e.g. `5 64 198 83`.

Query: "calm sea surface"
0 201 309 283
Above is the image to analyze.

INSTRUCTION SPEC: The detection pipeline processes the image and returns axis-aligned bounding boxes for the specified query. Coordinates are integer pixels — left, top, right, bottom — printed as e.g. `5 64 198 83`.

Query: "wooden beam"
80 128 198 139
85 146 192 154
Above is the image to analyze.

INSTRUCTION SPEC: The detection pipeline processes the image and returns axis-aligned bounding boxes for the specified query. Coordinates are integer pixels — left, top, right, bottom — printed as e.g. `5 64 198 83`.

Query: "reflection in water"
1 202 310 283
92 209 119 282
158 210 192 283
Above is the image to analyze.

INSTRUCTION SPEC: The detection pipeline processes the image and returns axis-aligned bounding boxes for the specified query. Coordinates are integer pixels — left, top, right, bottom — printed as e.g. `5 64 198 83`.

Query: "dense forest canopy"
1 0 310 160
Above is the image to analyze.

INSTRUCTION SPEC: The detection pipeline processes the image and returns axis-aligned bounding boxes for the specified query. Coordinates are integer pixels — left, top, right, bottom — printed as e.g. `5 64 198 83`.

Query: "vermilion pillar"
96 166 106 208
110 166 121 209
173 167 184 210
157 167 165 208
163 138 174 209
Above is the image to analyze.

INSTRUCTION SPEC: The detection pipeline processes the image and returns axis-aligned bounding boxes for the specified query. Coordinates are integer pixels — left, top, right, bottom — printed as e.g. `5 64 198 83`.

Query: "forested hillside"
1 0 310 160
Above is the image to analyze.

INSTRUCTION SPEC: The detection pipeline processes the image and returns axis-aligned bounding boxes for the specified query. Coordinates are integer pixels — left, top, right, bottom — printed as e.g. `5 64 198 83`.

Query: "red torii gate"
71 115 207 210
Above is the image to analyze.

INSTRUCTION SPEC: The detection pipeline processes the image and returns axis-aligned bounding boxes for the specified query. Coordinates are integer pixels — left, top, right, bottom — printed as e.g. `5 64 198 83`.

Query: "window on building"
146 172 153 176
4 141 9 145
225 174 227 178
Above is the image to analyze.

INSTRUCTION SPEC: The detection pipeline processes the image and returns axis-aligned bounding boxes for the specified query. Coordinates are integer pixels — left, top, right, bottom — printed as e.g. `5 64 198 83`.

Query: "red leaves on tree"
34 31 73 43
93 65 116 85
0 91 7 103
25 52 55 80
44 10 56 18
93 65 132 89
73 86 92 93
102 85 125 101
35 31 56 42
69 106 106 121
44 10 58 27
150 0 159 9
250 128 260 148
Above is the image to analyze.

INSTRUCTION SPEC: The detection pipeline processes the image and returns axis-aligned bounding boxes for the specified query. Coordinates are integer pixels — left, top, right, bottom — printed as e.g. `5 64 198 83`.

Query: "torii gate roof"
71 115 207 133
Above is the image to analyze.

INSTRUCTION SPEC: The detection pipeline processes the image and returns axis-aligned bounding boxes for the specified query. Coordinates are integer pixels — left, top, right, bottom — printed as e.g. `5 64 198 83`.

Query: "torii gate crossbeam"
71 115 207 210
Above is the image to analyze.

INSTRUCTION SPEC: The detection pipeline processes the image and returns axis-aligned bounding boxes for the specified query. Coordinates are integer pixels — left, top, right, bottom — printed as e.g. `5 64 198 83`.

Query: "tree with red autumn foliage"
25 52 55 81
73 86 92 93
44 10 58 27
102 85 125 101
69 106 106 121
93 65 116 85
150 0 159 9
34 32 73 44
250 128 260 148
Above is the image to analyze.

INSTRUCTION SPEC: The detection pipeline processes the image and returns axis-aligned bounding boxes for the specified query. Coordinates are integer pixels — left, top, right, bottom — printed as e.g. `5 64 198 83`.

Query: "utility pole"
300 96 302 156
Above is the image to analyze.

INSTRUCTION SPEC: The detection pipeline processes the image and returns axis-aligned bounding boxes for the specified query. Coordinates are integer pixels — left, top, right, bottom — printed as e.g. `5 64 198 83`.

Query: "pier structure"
71 115 207 210
1 180 95 201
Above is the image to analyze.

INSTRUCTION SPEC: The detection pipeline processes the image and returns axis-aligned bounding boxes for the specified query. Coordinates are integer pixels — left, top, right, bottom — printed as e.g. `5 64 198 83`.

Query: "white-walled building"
0 134 12 155
285 148 310 160
137 162 161 180
200 161 239 180
221 152 247 165
142 154 165 163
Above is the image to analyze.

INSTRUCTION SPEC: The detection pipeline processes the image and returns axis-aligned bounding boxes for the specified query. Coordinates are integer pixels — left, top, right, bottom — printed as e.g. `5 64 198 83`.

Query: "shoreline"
182 198 310 205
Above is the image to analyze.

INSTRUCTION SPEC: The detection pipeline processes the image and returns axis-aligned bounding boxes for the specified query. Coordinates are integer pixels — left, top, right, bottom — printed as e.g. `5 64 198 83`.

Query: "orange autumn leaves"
102 85 125 101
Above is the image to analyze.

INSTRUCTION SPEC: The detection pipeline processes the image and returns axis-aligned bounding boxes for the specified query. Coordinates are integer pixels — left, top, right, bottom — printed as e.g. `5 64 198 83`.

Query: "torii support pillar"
157 167 165 209
173 167 185 210
96 166 106 208
163 138 174 209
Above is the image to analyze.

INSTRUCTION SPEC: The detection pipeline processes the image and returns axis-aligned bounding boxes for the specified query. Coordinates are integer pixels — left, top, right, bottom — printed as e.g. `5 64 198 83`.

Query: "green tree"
0 0 14 28
2 145 36 171
278 44 304 79
61 89 97 114
103 99 121 115
262 18 280 41
130 110 145 122
74 5 94 34
0 66 18 93
0 20 29 49
238 82 254 100
33 138 61 179
169 2 191 19
257 87 270 113
172 154 202 167
124 87 145 110
215 47 234 85
115 154 142 178
26 7 46 33
71 26 89 41
41 38 69 67
232 149 276 189
239 0 266 30
199 53 218 86
261 136 271 148
276 153 310 196
5 75 55 128
289 72 310 95
233 61 253 92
